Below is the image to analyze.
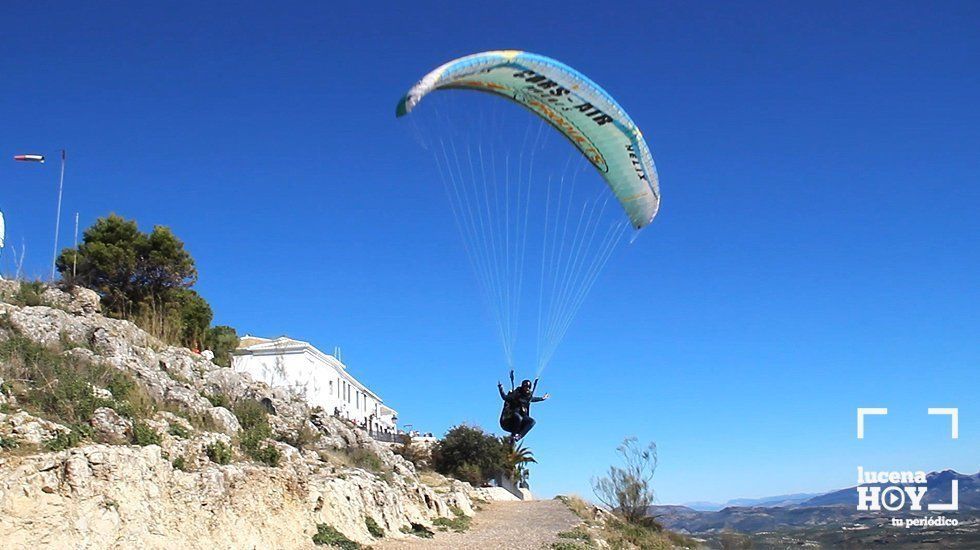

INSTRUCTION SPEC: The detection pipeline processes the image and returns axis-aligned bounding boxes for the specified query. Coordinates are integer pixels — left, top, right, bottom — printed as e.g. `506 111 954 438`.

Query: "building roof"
235 335 387 404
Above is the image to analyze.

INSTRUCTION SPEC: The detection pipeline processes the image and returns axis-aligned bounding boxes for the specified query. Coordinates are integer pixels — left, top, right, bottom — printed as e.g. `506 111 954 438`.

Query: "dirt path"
376 500 581 550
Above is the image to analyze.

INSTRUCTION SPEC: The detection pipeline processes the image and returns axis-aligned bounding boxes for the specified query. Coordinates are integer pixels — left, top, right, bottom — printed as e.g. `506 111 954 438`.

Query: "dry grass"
418 470 452 488
554 495 700 550
557 495 594 520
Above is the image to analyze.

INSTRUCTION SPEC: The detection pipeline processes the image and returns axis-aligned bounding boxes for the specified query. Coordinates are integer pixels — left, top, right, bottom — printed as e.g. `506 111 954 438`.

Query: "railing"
369 431 403 444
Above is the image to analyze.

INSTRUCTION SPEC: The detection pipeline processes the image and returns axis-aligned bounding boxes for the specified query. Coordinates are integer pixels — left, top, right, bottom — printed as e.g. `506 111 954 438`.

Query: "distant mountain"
653 470 979 535
683 492 822 512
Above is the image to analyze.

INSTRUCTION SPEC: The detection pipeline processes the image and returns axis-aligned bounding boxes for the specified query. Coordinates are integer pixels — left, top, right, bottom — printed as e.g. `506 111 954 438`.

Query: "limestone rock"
206 406 241 435
40 286 101 315
1 411 71 445
90 407 132 444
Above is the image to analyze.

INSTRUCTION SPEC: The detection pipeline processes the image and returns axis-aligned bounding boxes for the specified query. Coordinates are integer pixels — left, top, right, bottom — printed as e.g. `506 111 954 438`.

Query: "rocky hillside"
0 281 473 549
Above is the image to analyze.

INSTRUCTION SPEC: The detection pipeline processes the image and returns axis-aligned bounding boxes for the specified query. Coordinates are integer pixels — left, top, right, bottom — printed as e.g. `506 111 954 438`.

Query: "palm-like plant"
502 442 537 487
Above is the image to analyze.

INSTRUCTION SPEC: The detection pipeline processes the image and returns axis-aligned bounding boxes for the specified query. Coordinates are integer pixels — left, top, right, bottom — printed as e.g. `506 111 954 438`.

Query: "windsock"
14 154 45 163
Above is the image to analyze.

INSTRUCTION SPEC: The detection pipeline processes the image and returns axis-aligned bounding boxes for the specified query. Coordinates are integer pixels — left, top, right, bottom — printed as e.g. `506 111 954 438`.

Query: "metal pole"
50 149 66 281
72 212 79 279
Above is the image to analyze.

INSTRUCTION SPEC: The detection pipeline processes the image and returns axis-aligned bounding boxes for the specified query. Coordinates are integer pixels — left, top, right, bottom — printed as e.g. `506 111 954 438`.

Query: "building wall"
232 349 396 433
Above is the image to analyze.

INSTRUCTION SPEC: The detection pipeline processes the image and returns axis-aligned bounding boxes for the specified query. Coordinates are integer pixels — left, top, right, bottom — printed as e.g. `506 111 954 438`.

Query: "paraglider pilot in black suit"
498 375 550 442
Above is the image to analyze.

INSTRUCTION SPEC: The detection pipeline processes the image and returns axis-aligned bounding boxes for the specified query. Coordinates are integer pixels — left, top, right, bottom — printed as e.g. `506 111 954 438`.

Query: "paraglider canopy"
397 50 660 229
397 50 662 374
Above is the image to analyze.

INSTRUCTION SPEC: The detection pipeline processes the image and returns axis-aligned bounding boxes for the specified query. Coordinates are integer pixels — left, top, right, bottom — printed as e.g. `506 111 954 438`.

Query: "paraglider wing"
397 50 660 228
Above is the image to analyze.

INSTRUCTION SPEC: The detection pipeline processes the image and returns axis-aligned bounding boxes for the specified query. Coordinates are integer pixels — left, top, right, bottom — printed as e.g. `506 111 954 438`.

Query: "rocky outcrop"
90 407 132 444
0 283 475 547
0 443 473 549
40 286 101 315
1 411 71 445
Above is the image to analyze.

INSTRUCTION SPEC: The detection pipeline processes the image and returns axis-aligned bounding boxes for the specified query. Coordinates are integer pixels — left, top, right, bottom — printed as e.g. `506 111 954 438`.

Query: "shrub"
431 425 505 485
204 325 238 367
233 399 280 465
12 281 44 307
0 436 19 450
233 399 269 432
556 495 593 520
205 392 230 409
172 456 188 471
0 336 153 432
347 447 383 473
168 423 190 438
599 517 683 549
364 516 384 538
592 437 658 523
206 441 232 465
400 523 434 539
312 524 360 549
279 424 321 451
46 426 85 451
432 514 471 533
557 527 591 541
132 421 162 446
250 444 281 467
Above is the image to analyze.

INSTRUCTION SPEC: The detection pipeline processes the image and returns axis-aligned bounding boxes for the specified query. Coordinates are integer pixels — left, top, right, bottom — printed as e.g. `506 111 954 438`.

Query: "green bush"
168 423 190 438
251 444 281 467
432 515 471 533
132 421 161 446
46 426 86 451
557 527 592 541
206 441 232 465
234 399 270 432
12 281 44 307
400 523 434 539
204 325 239 367
172 456 188 471
205 392 230 409
431 424 506 485
364 516 384 538
0 336 133 429
0 436 19 450
312 524 360 548
233 399 280 465
347 447 383 473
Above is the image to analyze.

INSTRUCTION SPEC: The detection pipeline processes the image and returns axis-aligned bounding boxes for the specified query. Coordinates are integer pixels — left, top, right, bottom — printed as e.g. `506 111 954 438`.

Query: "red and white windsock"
13 154 45 163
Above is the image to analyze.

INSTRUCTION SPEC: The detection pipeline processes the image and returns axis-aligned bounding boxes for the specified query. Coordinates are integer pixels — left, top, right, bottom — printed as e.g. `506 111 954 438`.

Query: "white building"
232 336 397 434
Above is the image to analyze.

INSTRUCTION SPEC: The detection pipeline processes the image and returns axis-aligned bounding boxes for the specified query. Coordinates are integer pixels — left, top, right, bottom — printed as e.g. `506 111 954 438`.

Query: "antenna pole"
50 149 66 281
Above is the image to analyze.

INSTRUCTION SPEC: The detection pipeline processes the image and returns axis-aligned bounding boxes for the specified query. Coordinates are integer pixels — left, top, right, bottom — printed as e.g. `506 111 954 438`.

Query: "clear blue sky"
2 1 977 503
